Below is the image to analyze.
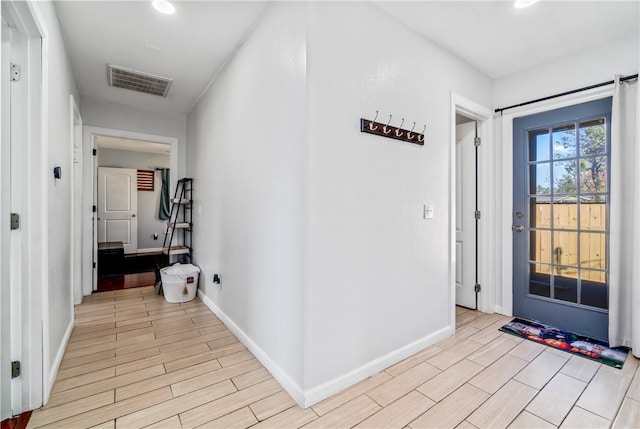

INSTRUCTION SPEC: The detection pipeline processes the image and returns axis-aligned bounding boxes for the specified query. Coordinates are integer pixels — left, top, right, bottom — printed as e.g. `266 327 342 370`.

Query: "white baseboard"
44 317 73 404
302 324 452 407
198 289 454 408
197 290 306 406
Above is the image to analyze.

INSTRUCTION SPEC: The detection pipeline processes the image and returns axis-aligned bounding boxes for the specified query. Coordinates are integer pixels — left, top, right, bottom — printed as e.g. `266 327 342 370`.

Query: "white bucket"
162 278 198 303
160 264 200 303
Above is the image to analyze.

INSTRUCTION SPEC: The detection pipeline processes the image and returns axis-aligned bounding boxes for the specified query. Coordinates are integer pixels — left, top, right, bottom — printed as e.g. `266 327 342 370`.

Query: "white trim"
198 290 452 408
497 86 614 318
197 291 306 406
0 0 47 412
450 93 494 322
82 126 178 295
136 247 163 254
47 319 72 393
302 326 451 408
70 95 82 306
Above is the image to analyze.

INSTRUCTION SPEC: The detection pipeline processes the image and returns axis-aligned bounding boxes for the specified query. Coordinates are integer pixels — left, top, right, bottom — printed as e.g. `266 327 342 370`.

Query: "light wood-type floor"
28 287 640 429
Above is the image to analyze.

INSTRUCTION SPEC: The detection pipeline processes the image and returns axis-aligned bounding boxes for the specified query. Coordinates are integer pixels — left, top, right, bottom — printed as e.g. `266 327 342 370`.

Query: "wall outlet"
153 233 158 240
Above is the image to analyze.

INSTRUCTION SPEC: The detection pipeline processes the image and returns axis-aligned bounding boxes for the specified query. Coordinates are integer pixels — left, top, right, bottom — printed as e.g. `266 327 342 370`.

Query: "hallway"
27 289 639 428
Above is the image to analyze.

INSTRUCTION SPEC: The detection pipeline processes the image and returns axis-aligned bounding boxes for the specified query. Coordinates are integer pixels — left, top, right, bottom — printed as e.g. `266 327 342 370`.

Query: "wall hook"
383 115 393 134
407 122 416 139
417 125 426 143
369 110 379 131
395 118 405 137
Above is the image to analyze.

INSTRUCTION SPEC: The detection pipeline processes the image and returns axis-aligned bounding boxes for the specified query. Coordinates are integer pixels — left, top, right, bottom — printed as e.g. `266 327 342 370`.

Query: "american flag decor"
137 170 154 191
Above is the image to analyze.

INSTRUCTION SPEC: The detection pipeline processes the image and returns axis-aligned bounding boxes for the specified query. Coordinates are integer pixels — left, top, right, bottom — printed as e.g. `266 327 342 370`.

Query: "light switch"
424 204 434 219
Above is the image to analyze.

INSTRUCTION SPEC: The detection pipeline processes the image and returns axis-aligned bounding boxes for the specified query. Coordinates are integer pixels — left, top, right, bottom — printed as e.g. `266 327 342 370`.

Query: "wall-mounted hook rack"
360 113 425 145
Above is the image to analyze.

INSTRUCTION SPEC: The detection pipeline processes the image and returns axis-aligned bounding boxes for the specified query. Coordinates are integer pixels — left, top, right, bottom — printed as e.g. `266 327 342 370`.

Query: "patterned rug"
500 318 628 368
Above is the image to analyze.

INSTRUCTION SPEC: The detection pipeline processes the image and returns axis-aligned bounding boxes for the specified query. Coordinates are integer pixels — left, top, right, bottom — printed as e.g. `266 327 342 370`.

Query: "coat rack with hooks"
360 111 425 145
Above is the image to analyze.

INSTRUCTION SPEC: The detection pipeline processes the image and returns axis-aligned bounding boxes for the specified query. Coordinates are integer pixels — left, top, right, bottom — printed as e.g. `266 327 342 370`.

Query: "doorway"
83 127 178 295
512 97 612 340
455 117 478 309
451 94 494 319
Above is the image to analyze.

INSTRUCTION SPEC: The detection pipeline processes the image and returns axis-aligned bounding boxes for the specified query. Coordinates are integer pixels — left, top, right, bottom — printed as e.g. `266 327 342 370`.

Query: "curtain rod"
494 73 638 115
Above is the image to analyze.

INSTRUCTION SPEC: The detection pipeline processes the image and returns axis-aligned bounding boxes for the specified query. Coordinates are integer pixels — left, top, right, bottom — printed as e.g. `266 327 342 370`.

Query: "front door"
513 97 612 341
97 167 138 254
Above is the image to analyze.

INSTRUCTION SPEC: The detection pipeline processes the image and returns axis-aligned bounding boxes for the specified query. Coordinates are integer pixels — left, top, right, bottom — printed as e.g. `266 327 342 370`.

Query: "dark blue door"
513 97 612 341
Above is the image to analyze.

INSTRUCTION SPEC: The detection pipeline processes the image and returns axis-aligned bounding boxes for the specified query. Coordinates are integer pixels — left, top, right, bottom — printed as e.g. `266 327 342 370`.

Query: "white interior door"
455 121 477 309
97 167 138 254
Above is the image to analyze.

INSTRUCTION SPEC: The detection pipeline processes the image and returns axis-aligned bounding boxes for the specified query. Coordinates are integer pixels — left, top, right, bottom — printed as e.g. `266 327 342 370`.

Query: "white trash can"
160 263 200 303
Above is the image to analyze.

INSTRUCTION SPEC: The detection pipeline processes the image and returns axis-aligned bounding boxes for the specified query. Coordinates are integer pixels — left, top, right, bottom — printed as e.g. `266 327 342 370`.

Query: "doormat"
500 318 628 368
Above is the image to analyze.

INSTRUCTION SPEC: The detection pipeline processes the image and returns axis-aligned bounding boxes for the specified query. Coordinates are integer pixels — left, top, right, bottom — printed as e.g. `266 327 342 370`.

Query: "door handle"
132 214 136 218
512 225 524 232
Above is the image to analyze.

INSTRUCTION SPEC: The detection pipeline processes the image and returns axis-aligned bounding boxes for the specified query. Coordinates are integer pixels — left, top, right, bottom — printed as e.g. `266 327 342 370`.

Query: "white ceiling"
375 1 639 79
54 1 639 116
54 1 269 114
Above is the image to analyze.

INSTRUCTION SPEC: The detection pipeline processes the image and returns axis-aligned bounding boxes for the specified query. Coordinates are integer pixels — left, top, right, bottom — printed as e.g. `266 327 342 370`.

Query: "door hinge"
93 262 96 269
474 210 481 220
10 63 20 81
10 213 20 230
474 137 481 147
11 361 20 378
92 148 97 156
92 205 97 213
474 283 481 293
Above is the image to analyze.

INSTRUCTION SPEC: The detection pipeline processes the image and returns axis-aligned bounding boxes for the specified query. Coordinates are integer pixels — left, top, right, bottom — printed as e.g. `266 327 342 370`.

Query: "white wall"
32 0 80 403
187 2 307 394
97 149 170 249
494 31 639 109
304 1 492 395
188 1 493 406
492 31 639 313
81 96 187 175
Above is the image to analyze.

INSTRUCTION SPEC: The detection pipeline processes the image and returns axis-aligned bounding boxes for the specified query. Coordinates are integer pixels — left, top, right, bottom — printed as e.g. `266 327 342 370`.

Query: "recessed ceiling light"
152 0 175 15
514 0 539 8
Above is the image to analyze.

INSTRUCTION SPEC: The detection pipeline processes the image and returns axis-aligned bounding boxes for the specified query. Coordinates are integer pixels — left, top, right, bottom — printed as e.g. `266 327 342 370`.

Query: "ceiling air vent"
107 64 172 97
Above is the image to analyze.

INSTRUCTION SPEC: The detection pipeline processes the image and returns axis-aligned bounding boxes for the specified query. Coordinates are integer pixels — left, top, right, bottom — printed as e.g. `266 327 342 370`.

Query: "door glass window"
527 116 609 310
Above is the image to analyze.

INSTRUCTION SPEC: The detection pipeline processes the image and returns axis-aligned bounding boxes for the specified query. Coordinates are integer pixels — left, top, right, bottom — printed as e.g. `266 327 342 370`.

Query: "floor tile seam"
525 378 585 427
101 387 180 428
561 405 612 426
608 390 638 425
558 366 599 385
406 383 490 429
483 380 540 429
57 364 168 400
66 333 161 357
119 360 227 400
247 403 318 428
117 382 237 427
28 389 117 428
57 348 162 377
71 322 153 337
175 381 283 428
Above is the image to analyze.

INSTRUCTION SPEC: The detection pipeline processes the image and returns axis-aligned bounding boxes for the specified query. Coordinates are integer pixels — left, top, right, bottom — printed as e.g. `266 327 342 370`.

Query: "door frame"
498 87 614 317
82 126 178 295
0 0 47 414
70 95 83 305
450 93 494 327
